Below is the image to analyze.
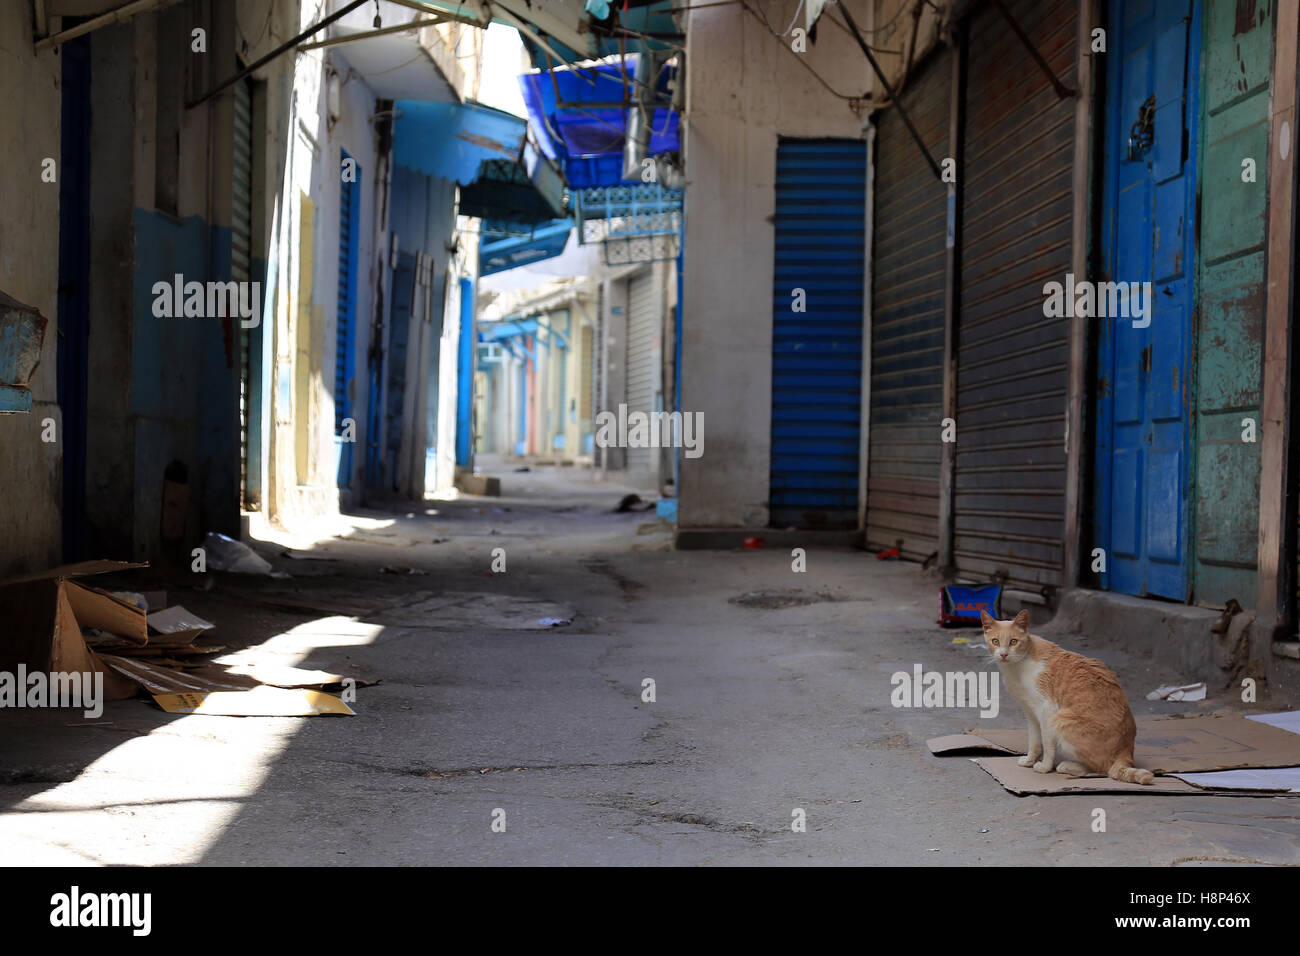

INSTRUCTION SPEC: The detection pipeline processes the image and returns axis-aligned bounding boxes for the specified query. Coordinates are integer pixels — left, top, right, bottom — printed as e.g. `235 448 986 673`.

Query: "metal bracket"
989 0 1077 100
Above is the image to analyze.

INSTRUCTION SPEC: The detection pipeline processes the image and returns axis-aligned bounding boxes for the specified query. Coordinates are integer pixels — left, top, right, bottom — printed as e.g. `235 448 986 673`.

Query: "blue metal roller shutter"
770 138 866 530
336 151 361 488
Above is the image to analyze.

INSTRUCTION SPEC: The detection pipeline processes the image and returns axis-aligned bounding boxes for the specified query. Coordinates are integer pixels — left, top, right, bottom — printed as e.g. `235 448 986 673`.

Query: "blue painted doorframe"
455 276 474 467
1095 0 1200 600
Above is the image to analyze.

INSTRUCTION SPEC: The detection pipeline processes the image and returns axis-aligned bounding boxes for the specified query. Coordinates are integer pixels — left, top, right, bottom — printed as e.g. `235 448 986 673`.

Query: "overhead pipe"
35 0 179 51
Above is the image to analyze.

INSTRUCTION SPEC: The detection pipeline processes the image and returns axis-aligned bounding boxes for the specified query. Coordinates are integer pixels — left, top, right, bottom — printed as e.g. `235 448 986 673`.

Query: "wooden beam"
1256 0 1299 633
1062 0 1100 592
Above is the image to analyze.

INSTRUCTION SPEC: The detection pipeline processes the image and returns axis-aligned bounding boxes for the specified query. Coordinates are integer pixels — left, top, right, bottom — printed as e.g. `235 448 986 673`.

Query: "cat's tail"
1108 756 1154 786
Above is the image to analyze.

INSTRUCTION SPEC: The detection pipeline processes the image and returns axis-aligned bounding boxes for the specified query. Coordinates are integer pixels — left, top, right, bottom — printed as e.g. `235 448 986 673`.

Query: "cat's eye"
1010 639 1018 645
991 639 999 646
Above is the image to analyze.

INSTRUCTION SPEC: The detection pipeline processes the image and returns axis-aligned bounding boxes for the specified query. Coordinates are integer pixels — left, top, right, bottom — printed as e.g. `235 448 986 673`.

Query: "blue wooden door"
770 138 866 529
1096 0 1199 599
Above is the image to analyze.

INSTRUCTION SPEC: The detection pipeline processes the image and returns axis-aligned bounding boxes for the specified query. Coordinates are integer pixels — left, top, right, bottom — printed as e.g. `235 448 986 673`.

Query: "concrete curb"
1040 588 1221 681
674 528 864 550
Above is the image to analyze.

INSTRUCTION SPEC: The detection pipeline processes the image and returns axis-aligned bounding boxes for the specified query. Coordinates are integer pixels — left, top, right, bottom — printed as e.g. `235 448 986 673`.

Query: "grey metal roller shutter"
867 47 950 561
955 0 1077 588
625 270 658 472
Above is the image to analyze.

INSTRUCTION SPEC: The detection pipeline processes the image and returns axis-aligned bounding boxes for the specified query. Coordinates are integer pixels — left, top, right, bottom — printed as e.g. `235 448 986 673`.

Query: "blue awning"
480 220 573 276
393 99 527 184
519 54 680 188
481 318 539 341
393 99 567 223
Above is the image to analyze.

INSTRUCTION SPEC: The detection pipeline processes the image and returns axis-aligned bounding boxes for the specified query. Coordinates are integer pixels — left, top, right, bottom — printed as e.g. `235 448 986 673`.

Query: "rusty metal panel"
867 47 951 561
954 0 1077 588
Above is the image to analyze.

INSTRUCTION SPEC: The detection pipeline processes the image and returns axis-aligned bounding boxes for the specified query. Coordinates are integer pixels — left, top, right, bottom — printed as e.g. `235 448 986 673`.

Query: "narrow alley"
5 0 1300 907
2 464 1296 867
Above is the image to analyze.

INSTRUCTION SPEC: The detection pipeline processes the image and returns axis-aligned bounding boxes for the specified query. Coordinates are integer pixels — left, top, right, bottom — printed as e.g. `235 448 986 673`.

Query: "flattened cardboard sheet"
152 687 354 717
145 605 215 646
928 713 1300 773
932 713 1300 796
973 757 1204 795
1172 767 1300 793
101 655 256 695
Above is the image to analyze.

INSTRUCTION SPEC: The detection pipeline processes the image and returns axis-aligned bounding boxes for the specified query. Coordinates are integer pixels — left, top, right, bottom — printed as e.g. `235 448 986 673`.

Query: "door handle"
1141 344 1152 374
1128 94 1155 161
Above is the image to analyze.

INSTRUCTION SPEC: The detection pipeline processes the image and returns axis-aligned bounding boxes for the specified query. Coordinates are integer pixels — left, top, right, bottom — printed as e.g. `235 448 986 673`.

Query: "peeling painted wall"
1193 0 1274 605
0 2 63 576
680 0 873 529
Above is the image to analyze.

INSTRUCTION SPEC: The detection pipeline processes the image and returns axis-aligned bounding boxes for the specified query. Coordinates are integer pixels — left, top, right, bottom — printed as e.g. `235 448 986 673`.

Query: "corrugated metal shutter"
593 285 604 435
578 323 593 421
867 48 950 560
625 270 658 472
336 153 357 434
232 75 253 507
770 138 866 529
955 0 1077 587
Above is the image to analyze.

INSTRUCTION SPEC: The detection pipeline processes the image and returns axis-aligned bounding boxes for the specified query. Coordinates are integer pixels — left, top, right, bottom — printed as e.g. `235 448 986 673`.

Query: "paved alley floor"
2 463 1299 866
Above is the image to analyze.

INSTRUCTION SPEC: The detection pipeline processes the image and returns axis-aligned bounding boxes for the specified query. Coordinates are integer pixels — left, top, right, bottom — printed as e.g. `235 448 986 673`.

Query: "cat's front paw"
1018 755 1036 767
1032 760 1053 774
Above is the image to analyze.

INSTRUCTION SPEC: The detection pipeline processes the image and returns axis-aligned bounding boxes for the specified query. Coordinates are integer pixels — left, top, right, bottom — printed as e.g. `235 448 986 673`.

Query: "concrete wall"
243 3 392 520
872 0 947 89
679 0 873 528
0 2 63 576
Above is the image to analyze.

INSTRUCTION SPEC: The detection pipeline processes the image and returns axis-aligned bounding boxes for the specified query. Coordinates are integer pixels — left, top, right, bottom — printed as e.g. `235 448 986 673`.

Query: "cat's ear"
980 610 995 630
1013 609 1030 632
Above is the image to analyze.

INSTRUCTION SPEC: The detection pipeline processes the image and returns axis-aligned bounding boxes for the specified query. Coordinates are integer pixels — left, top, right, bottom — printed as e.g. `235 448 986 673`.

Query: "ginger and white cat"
981 609 1153 785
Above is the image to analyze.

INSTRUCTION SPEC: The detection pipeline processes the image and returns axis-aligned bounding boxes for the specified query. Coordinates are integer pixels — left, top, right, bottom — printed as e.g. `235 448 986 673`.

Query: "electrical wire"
236 0 277 56
738 0 870 102
834 0 916 35
605 23 687 52
773 0 806 36
667 0 746 12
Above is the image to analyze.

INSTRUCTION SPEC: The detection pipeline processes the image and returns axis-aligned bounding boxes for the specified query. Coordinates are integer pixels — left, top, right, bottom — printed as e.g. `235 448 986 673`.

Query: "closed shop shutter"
955 0 1077 588
770 138 866 530
625 270 659 472
335 152 361 487
867 48 950 561
232 75 253 507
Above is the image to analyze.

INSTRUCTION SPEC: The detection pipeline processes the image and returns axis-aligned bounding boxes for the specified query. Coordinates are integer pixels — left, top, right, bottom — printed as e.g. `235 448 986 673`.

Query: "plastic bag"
202 532 273 575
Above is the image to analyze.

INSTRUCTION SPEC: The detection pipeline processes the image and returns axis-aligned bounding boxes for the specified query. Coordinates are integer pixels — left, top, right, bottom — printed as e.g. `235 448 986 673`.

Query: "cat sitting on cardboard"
981 610 1153 784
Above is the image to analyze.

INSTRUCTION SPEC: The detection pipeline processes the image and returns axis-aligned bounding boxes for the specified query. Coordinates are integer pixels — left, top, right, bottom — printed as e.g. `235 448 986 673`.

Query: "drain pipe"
621 52 654 182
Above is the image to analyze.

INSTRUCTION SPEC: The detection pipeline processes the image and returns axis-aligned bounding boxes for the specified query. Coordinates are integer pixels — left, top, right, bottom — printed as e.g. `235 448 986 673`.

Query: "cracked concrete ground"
1 462 1298 866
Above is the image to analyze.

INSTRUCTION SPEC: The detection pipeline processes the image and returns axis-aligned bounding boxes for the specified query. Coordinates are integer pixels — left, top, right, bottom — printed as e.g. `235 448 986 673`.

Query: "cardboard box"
0 561 147 701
